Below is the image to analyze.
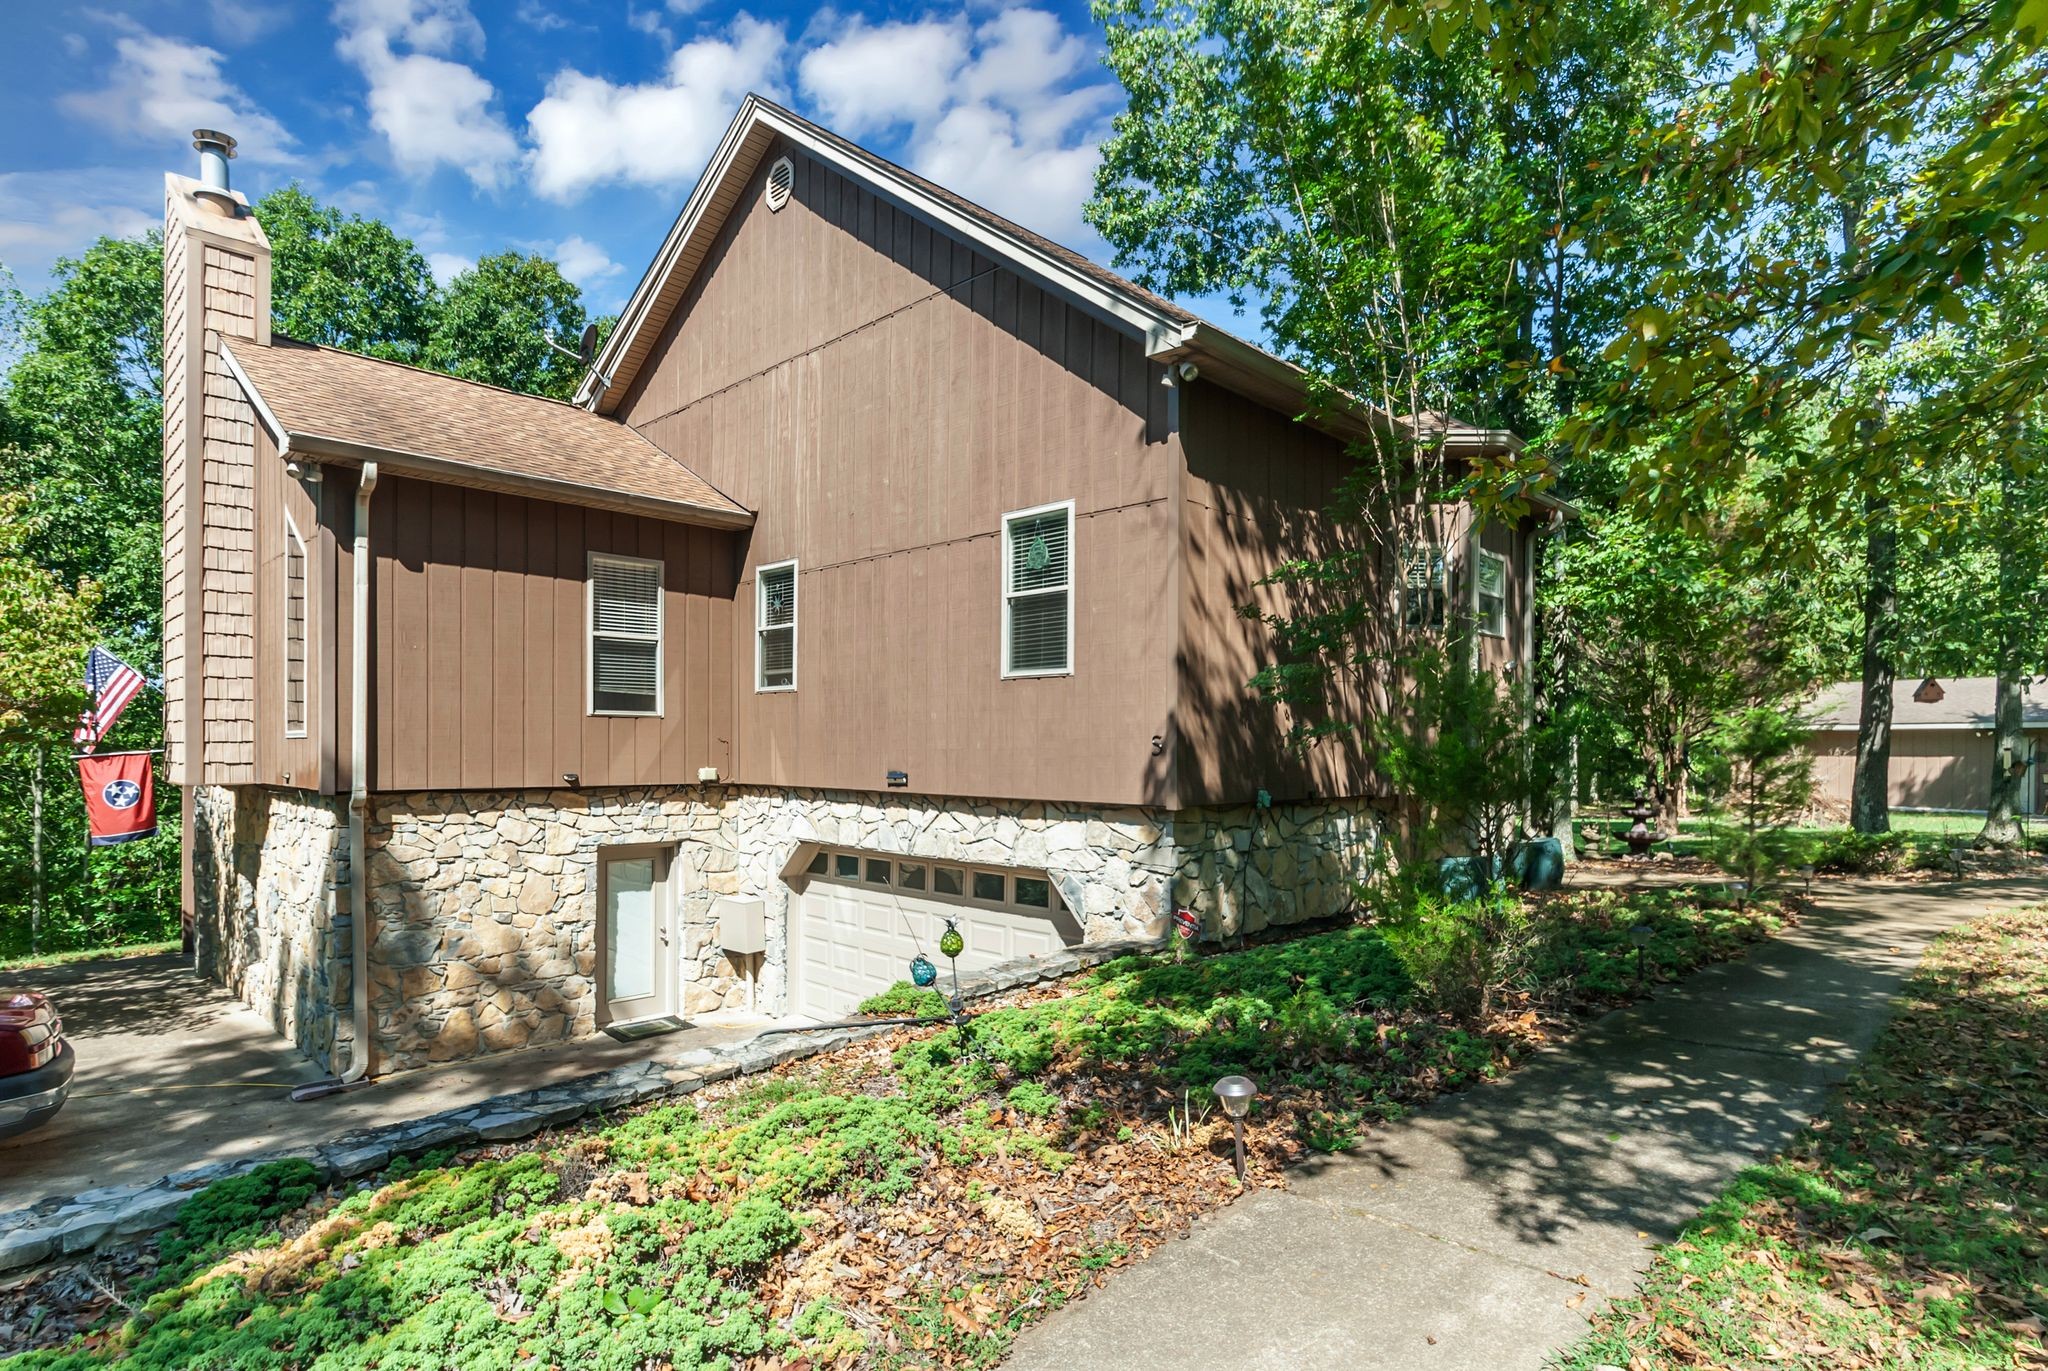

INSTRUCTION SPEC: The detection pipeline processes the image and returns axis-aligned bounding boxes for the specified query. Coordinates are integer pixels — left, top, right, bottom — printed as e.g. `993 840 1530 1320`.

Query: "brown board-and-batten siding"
362 475 739 794
617 140 1180 808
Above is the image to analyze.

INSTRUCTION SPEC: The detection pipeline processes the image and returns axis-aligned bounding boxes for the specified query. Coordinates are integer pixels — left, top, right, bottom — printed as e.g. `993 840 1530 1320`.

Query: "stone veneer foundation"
198 784 1382 1073
190 785 350 1070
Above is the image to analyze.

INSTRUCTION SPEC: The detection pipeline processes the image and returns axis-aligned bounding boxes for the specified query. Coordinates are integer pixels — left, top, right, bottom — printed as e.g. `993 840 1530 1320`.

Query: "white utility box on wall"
714 896 767 955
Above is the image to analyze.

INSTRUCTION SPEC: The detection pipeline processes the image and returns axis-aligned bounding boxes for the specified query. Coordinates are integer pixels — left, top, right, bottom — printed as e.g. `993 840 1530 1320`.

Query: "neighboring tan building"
164 99 1556 1077
1806 678 2046 816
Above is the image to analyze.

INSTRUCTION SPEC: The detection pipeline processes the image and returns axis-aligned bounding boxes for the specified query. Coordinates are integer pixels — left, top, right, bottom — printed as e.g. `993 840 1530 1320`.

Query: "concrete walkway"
0 952 753 1206
1007 875 2048 1371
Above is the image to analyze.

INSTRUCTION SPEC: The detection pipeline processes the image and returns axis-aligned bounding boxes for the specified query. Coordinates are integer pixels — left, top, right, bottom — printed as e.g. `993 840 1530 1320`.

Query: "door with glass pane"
600 848 672 1024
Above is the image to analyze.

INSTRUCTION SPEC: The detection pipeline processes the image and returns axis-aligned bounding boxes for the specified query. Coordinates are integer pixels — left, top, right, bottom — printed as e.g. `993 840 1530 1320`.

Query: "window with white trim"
1401 544 1448 629
1476 548 1509 637
283 516 307 737
757 560 797 691
589 553 662 715
1002 501 1073 676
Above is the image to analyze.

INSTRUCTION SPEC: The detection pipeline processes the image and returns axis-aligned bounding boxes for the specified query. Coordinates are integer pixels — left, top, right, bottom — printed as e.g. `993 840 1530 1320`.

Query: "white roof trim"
576 95 1191 413
217 339 290 455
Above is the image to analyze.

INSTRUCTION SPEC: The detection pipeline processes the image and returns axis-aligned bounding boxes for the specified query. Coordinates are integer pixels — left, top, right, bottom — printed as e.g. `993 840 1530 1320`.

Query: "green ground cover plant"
12 891 1783 1371
1554 905 2048 1371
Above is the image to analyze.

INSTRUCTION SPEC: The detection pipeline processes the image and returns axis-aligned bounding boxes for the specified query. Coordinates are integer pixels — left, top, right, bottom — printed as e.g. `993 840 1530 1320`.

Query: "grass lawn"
1578 811 2043 870
5 888 1782 1371
1554 904 2048 1371
0 940 181 975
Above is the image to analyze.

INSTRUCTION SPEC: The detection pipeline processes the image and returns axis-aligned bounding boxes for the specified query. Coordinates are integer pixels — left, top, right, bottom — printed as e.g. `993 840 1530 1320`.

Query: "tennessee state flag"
79 751 158 846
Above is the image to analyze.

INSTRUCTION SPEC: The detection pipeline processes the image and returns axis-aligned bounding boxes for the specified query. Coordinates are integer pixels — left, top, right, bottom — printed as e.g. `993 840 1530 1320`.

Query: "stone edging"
0 936 1165 1277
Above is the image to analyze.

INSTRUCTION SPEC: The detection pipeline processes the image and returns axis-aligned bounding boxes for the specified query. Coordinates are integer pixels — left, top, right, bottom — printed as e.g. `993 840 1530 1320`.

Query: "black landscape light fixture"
1727 878 1749 913
1629 922 1654 995
1213 1075 1259 1182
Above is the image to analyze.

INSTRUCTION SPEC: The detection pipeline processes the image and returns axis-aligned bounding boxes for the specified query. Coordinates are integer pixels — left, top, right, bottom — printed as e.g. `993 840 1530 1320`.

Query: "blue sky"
0 0 1226 326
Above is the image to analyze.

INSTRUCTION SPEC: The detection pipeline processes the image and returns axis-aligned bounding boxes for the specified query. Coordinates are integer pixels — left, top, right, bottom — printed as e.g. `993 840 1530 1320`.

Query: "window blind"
1005 506 1072 674
1477 549 1508 637
1401 544 1446 629
757 561 796 690
591 554 662 714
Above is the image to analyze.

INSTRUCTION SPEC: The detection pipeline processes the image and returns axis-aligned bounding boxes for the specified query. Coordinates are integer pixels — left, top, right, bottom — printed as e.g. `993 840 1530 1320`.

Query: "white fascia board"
217 340 290 455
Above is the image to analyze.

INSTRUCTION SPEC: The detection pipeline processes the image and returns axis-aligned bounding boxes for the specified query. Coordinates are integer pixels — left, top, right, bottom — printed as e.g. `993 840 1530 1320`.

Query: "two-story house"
165 98 1555 1078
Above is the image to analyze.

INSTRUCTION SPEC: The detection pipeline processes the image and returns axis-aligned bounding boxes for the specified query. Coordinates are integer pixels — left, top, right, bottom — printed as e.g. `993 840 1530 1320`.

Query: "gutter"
341 460 379 1086
287 433 755 531
294 460 379 1102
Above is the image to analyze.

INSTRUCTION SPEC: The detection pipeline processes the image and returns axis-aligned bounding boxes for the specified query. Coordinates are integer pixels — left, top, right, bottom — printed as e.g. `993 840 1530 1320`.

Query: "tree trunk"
1850 505 1896 833
1550 732 1579 861
1977 671 2025 848
30 743 46 956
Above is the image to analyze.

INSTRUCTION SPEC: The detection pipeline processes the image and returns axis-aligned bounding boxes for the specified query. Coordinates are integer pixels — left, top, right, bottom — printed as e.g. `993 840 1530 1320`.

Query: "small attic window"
765 156 794 212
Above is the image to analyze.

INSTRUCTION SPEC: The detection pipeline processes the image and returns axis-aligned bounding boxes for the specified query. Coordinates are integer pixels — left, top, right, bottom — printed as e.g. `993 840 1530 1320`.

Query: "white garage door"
790 849 1084 1019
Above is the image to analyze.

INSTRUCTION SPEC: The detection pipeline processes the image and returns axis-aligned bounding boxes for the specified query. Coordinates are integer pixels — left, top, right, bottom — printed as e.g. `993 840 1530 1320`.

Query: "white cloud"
553 235 622 286
207 0 294 44
332 0 517 188
915 104 1102 245
61 30 296 161
795 17 968 136
425 250 474 284
514 1 571 32
524 15 785 201
795 9 1116 250
516 7 1115 250
0 169 159 288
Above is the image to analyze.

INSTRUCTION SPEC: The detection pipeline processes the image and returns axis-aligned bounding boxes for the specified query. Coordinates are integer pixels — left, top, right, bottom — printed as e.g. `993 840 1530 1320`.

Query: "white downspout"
341 460 379 1083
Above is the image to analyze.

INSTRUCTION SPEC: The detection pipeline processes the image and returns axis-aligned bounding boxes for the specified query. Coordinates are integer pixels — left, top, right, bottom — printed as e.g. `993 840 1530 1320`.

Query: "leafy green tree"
0 490 102 954
0 235 164 654
254 185 436 361
426 252 595 401
1544 508 1843 828
1695 706 1819 895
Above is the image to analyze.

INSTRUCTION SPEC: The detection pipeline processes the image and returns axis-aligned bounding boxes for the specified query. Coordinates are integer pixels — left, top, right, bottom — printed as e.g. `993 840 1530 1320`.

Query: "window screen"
1003 503 1072 675
757 561 796 690
590 554 662 714
284 518 307 737
1476 549 1509 637
1401 545 1447 629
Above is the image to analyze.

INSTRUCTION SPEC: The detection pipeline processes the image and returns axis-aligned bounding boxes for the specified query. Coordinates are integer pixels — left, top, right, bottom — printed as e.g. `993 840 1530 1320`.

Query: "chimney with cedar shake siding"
163 130 270 790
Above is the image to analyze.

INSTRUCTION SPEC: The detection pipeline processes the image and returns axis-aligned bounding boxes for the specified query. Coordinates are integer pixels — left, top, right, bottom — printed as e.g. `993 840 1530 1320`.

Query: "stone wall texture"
189 785 348 1069
357 786 1380 1071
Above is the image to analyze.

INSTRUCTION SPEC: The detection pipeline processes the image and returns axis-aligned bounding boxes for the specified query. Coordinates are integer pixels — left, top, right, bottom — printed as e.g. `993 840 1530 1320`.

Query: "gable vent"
765 155 794 212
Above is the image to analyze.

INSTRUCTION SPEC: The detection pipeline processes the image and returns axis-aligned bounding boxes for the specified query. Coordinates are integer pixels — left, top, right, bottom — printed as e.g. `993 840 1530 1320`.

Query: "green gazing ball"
939 923 965 959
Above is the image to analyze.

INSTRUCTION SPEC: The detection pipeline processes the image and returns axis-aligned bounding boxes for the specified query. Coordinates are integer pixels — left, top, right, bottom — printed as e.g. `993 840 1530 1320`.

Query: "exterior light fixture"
1212 1075 1258 1182
1912 676 1945 704
1799 863 1815 896
1727 879 1749 912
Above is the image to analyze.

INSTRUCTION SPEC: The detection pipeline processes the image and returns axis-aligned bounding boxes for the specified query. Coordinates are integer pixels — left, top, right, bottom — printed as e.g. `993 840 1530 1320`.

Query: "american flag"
74 647 147 749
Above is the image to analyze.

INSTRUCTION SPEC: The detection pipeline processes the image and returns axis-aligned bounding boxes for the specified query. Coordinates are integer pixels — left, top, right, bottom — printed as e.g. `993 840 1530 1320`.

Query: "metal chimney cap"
191 129 239 157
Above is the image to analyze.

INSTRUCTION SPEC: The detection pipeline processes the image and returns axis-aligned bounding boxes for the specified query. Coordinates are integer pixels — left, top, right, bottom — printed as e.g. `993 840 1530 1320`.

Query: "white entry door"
790 850 1082 1019
600 848 673 1024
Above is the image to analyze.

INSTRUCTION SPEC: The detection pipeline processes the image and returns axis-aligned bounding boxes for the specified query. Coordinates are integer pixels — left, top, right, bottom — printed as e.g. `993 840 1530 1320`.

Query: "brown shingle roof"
1809 677 2048 731
226 336 748 525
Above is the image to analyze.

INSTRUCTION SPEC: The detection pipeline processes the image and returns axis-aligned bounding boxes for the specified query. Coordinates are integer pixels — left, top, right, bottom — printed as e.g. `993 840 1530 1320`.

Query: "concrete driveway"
0 952 751 1208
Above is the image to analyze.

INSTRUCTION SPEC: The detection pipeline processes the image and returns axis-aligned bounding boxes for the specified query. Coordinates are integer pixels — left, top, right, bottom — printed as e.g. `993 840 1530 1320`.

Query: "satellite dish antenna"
542 323 601 369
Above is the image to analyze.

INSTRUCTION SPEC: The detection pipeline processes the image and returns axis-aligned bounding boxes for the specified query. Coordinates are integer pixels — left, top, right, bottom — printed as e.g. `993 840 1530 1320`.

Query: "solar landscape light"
1799 863 1815 896
1727 878 1749 912
1629 922 1654 995
1212 1075 1259 1182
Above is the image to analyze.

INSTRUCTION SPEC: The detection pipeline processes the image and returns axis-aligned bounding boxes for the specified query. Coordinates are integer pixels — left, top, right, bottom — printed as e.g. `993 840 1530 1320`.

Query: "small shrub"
1005 1080 1060 1118
1377 887 1531 1019
856 981 949 1019
1806 829 1905 874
